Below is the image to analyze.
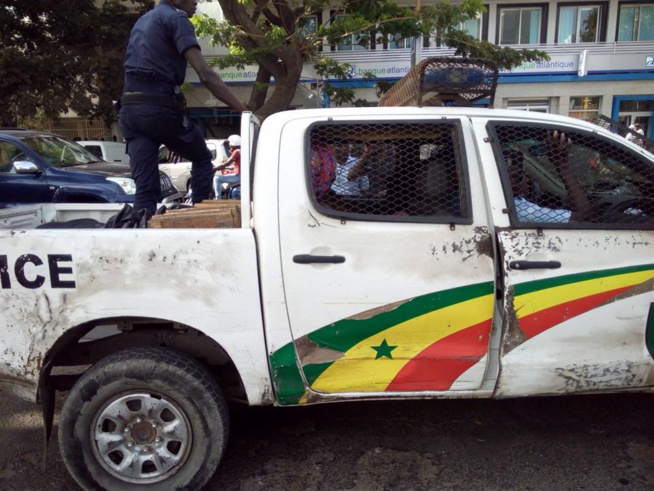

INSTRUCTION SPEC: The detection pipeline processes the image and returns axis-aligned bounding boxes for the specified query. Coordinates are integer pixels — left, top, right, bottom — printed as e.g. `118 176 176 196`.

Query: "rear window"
308 120 472 224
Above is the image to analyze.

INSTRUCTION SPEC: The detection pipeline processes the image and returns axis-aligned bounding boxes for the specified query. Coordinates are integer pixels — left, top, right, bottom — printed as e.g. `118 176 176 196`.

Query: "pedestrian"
118 0 248 217
212 134 241 199
626 123 644 146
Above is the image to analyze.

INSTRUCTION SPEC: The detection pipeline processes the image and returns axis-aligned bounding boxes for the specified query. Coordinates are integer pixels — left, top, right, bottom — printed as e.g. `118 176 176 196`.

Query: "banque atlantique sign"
188 50 651 84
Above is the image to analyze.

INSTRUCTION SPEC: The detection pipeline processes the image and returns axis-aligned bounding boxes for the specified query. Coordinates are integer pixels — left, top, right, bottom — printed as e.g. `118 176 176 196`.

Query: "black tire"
58 347 228 491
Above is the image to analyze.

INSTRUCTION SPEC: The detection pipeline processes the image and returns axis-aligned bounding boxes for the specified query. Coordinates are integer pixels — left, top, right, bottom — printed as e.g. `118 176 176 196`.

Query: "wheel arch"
38 316 248 449
41 316 247 400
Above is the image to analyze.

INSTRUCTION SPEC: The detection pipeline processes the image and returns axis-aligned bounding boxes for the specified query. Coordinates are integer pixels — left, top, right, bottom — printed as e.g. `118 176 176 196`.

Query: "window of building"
569 96 601 119
309 121 471 223
558 5 601 43
489 121 654 228
618 3 654 41
299 15 318 38
423 9 486 47
498 6 543 44
388 33 413 49
460 16 483 39
507 99 550 112
335 14 370 51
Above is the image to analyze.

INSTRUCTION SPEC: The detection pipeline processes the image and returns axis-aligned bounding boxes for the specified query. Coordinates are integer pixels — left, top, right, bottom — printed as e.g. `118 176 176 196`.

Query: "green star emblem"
372 339 398 360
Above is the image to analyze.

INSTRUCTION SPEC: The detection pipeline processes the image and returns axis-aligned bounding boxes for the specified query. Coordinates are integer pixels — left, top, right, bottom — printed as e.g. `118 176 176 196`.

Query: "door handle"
509 260 561 270
293 254 346 264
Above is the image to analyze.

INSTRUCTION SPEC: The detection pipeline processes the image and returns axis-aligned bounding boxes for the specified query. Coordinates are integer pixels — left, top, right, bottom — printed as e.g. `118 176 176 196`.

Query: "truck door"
277 116 497 402
478 118 654 396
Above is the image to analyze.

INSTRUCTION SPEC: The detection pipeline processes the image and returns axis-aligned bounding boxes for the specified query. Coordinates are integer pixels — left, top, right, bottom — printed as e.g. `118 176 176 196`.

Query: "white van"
79 141 129 163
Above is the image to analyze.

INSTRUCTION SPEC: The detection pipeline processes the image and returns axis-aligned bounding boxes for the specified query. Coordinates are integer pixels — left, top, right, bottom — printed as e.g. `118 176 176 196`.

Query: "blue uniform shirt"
123 0 200 95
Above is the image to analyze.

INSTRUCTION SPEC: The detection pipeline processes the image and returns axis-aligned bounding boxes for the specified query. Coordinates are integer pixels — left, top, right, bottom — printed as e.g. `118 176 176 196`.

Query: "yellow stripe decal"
311 294 494 393
514 270 654 318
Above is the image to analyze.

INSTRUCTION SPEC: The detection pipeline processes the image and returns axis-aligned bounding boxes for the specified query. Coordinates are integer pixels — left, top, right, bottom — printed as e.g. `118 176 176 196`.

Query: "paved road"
1 391 653 490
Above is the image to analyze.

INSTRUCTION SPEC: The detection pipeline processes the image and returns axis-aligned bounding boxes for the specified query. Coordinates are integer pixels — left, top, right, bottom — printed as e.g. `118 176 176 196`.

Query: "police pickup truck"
1 108 653 490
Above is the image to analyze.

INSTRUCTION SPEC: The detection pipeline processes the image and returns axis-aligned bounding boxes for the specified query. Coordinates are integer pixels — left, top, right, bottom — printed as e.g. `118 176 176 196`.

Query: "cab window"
489 122 654 229
308 121 471 224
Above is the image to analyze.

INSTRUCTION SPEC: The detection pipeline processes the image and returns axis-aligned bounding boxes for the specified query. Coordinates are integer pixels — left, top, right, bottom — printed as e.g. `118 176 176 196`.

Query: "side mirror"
13 161 42 175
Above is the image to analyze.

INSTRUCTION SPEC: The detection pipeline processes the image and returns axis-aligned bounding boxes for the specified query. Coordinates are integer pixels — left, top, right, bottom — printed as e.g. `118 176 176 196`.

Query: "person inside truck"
311 141 338 199
505 131 591 224
346 141 396 199
331 143 369 196
118 0 247 216
212 134 241 199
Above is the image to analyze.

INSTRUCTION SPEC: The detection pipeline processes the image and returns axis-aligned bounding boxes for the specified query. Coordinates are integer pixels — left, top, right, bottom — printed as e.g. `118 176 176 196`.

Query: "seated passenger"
331 143 369 196
311 141 338 199
505 131 591 224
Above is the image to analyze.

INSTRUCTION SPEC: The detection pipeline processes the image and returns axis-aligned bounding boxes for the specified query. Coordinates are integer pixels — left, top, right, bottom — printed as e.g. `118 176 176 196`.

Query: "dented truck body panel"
0 223 270 404
0 107 653 411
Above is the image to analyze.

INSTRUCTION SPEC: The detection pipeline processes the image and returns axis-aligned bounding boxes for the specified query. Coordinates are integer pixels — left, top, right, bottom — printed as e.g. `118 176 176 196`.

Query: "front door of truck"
479 118 654 397
277 116 497 401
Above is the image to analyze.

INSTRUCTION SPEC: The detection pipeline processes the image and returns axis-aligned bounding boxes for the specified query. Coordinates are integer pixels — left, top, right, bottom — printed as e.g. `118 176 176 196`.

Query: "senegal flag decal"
269 264 654 406
270 281 495 405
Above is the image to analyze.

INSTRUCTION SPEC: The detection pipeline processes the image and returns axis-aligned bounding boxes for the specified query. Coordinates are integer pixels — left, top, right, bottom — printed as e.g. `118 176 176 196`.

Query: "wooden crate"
148 201 241 229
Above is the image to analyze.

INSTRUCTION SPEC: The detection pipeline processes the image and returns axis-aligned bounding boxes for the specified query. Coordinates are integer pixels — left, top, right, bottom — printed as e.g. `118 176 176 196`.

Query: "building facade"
184 0 653 140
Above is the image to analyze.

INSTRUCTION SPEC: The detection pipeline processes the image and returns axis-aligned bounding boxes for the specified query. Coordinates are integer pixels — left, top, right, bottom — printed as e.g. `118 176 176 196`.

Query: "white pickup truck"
1 108 654 490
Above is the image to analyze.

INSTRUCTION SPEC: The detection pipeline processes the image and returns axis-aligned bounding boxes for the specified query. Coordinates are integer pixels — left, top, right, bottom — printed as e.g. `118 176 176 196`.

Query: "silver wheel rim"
90 390 192 484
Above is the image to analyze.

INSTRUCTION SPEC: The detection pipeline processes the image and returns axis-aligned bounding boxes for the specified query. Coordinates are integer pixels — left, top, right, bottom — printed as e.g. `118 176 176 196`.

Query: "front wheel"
58 347 228 491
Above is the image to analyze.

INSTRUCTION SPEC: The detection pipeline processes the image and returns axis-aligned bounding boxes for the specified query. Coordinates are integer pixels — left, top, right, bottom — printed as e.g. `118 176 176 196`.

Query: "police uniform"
119 0 214 214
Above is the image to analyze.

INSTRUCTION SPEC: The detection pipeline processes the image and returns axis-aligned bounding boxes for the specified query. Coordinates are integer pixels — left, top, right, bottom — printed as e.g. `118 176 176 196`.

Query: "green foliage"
203 0 549 117
0 0 153 127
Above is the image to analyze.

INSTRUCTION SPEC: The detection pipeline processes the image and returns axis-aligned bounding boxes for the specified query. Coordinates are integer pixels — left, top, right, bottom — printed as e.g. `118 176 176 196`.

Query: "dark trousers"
119 104 213 213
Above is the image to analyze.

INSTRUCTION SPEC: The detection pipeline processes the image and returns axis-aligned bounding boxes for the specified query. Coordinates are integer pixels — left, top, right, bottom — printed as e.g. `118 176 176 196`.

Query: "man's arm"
184 47 248 113
213 156 234 172
347 147 373 180
546 130 592 221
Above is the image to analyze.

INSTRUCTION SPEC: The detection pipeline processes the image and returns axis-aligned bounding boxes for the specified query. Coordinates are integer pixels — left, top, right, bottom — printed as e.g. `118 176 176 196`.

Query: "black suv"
0 128 180 208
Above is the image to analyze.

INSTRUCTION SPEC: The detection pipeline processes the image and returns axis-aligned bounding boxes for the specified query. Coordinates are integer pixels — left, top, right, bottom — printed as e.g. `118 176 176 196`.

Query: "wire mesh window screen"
492 123 654 227
309 122 470 222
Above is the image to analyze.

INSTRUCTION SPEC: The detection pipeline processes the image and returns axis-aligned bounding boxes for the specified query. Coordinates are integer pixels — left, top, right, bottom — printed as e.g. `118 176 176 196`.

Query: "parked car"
158 138 230 192
78 141 129 164
0 129 181 208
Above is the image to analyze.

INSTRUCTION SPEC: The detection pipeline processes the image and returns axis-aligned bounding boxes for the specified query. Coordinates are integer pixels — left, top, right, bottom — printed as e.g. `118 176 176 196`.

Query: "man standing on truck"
119 0 248 216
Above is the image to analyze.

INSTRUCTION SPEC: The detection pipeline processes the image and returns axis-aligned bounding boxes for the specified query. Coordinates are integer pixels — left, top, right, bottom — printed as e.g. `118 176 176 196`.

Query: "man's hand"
546 130 572 171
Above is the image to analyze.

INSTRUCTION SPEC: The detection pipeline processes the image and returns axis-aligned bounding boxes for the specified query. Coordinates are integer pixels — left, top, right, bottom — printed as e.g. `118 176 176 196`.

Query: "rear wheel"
58 347 228 491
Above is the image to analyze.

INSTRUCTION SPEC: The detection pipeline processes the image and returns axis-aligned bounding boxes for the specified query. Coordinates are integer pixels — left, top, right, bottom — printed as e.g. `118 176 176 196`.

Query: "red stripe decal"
519 286 631 340
386 320 492 392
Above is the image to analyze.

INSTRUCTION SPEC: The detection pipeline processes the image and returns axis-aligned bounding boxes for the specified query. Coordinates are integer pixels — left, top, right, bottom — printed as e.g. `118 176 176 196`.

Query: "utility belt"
118 86 186 111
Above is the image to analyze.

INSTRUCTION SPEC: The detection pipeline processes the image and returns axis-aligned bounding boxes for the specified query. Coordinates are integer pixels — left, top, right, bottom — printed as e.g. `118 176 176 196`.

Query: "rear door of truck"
471 114 654 397
274 112 499 404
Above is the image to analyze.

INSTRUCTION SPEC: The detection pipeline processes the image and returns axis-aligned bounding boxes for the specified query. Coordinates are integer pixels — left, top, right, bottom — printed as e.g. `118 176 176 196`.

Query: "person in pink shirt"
213 134 241 199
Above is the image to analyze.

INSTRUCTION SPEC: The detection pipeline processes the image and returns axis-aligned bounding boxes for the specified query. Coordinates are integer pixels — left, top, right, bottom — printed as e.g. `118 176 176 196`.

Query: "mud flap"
38 357 56 470
646 303 654 360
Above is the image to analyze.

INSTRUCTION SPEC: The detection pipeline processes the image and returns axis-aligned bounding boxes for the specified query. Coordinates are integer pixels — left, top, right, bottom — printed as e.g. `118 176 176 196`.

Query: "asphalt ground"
1 391 653 490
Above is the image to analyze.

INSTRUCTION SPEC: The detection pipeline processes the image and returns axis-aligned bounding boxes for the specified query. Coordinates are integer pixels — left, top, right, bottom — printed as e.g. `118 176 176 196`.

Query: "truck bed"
0 201 241 230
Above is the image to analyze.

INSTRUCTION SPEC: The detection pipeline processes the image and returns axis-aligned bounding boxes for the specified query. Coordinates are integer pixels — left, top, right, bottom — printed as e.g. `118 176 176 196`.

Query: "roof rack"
379 57 499 108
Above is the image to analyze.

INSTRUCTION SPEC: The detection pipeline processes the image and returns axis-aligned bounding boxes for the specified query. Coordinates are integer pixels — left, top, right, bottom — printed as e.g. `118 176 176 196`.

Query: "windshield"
20 136 103 168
